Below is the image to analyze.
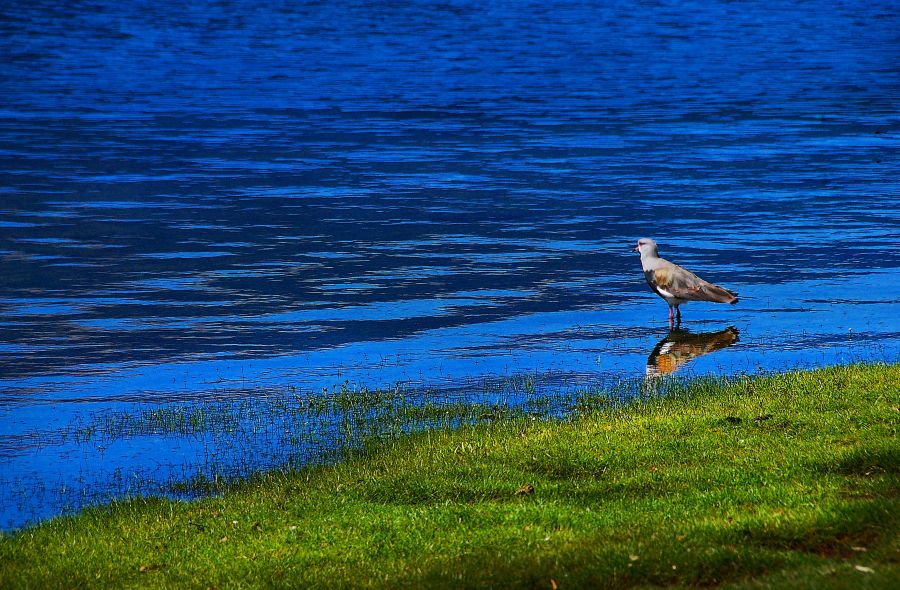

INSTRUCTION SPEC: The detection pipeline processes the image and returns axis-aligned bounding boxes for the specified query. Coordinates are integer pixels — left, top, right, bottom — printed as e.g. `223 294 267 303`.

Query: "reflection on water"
646 327 740 377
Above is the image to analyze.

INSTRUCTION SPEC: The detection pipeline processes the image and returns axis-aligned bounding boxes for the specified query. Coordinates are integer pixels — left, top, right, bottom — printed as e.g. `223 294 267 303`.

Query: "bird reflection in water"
646 326 739 377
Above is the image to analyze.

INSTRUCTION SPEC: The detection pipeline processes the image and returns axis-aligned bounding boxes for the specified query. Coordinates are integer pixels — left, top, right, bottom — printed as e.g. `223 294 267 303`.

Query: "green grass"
1 363 898 589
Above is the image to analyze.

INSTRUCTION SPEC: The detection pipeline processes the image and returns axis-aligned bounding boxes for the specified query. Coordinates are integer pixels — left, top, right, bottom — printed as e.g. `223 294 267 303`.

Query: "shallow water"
1 0 899 529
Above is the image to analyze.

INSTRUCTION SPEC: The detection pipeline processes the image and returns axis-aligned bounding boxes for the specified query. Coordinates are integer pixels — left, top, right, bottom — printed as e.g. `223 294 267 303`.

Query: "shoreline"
2 363 898 588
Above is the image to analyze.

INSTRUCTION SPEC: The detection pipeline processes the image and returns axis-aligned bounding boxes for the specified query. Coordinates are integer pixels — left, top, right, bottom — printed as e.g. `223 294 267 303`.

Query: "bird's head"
634 238 659 257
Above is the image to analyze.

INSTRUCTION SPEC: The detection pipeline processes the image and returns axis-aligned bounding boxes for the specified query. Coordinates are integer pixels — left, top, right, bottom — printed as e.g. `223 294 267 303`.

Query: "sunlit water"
1 0 898 529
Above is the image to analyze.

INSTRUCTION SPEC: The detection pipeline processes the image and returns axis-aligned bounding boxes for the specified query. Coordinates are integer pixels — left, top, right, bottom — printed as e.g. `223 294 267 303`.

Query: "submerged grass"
1 363 898 588
5 376 584 525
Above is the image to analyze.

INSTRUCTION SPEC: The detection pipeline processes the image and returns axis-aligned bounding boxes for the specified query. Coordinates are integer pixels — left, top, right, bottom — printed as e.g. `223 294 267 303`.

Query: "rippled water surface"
1 0 899 528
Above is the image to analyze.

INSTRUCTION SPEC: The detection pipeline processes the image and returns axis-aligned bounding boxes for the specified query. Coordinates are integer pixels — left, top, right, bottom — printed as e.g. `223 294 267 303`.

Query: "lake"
1 0 898 529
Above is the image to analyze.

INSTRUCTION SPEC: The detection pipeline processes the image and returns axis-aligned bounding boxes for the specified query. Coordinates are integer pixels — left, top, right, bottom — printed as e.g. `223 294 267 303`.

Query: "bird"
634 238 738 326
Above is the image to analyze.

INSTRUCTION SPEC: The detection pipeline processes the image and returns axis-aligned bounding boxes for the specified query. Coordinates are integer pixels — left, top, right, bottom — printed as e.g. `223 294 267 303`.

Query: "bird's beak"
632 244 640 252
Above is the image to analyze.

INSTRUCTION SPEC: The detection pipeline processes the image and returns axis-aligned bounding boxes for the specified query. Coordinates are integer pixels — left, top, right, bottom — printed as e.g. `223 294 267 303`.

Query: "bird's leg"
676 307 682 323
668 306 674 327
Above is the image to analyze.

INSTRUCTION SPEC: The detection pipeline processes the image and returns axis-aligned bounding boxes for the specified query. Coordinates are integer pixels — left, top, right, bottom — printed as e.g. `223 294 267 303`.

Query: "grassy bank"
1 364 898 589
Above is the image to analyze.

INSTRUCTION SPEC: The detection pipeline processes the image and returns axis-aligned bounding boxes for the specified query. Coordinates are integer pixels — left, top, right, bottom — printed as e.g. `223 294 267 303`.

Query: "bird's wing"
643 268 672 299
654 263 738 303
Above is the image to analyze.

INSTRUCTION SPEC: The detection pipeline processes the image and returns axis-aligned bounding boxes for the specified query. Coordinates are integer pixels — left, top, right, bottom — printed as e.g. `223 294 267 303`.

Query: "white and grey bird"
634 238 738 325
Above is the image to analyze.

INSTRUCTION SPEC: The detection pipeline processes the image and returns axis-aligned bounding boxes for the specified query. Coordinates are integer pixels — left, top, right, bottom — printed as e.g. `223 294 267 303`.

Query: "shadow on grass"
389 500 899 589
826 446 900 478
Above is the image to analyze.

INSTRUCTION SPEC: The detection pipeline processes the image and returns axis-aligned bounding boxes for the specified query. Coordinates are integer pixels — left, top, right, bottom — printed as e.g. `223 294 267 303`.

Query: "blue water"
1 0 899 529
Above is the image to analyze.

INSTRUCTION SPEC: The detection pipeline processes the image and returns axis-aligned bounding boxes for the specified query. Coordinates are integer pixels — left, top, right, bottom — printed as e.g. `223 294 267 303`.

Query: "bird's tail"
702 283 739 304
